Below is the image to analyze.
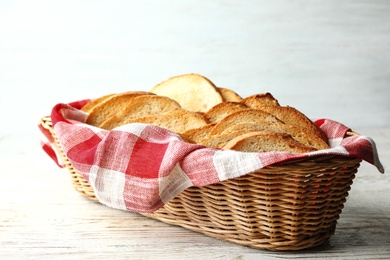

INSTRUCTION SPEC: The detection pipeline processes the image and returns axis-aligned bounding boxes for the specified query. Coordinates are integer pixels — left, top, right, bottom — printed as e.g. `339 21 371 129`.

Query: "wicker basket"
40 116 361 251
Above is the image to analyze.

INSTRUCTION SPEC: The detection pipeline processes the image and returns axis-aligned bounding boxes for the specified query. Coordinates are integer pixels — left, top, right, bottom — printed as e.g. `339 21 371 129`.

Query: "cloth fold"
39 100 385 213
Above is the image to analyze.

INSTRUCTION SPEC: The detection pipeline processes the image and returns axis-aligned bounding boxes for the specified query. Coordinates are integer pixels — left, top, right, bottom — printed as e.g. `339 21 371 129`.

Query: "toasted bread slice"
81 93 116 113
247 104 327 142
123 108 208 134
240 92 280 107
150 73 223 112
181 123 216 144
218 87 242 102
204 102 249 123
99 116 121 130
222 131 315 154
86 91 155 127
222 122 329 150
99 95 181 130
209 109 284 136
199 129 260 149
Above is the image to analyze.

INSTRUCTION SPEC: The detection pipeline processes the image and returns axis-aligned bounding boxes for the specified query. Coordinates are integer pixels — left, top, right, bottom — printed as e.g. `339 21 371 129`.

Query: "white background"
1 0 389 134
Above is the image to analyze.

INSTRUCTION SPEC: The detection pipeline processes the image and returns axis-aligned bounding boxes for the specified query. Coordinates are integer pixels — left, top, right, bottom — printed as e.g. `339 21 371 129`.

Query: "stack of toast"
81 73 329 154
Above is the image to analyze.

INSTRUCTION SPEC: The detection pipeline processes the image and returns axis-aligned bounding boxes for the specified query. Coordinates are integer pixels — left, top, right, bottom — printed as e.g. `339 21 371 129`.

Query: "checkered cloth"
40 100 384 213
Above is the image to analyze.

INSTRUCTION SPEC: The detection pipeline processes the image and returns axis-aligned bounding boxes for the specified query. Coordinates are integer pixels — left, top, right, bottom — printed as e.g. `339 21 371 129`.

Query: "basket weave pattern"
41 116 361 251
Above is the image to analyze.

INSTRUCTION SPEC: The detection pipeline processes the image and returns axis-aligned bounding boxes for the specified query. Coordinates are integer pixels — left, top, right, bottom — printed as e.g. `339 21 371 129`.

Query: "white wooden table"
0 1 389 259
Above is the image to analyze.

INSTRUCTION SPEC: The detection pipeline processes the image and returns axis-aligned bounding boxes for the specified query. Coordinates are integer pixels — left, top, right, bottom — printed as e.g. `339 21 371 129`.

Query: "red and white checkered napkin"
39 100 384 213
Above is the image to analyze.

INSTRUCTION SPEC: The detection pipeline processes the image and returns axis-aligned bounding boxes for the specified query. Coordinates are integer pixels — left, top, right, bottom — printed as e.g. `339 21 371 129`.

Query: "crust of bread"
247 104 327 142
221 122 329 150
86 91 155 126
204 102 249 123
218 87 242 102
98 95 181 130
209 109 284 136
150 73 223 112
81 93 116 113
181 123 216 144
199 129 260 149
123 108 208 134
222 131 315 153
240 92 280 107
